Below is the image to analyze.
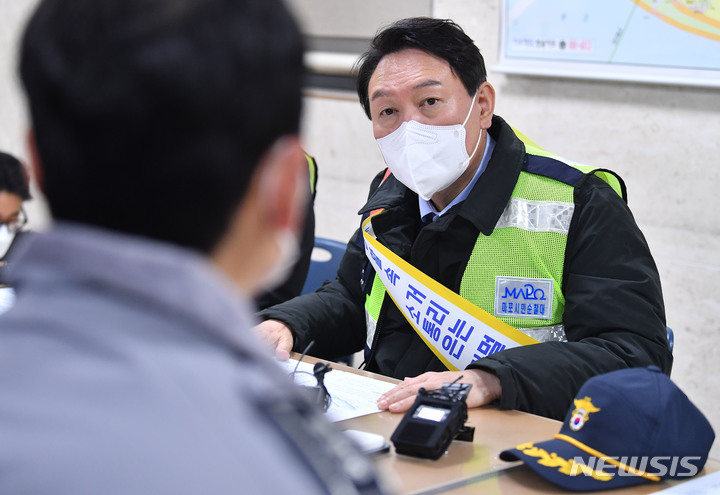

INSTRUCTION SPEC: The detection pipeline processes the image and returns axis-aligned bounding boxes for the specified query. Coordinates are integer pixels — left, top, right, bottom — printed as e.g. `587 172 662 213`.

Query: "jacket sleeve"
467 176 672 420
258 233 368 359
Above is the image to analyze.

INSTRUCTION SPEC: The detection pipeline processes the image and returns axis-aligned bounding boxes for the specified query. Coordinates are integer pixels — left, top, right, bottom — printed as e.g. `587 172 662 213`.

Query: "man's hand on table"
377 369 502 413
252 319 294 360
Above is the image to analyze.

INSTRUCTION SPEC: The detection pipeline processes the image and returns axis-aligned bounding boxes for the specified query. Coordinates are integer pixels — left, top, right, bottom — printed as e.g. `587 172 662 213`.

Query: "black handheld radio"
390 379 475 460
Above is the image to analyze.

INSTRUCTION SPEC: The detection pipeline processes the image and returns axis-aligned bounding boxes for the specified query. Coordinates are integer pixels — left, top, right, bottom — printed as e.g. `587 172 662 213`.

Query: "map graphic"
503 0 720 71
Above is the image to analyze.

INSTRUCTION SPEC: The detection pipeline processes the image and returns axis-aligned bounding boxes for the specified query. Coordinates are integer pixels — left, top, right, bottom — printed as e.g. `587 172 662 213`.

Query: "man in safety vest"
256 17 671 420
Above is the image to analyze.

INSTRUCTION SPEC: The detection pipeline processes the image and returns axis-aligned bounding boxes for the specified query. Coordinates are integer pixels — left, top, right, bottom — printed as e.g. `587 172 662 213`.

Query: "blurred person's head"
0 152 31 258
20 0 307 295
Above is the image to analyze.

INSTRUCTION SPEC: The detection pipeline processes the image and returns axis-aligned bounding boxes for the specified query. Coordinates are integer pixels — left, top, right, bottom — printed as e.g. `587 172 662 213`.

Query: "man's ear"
209 135 306 295
26 130 44 193
256 135 307 233
476 82 496 130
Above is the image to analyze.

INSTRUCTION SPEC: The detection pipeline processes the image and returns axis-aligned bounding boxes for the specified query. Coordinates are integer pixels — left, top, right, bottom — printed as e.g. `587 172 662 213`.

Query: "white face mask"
255 147 305 293
0 225 17 259
257 228 300 292
376 92 482 201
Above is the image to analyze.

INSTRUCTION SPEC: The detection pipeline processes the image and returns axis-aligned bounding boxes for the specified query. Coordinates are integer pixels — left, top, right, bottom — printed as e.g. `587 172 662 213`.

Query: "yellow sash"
362 215 538 371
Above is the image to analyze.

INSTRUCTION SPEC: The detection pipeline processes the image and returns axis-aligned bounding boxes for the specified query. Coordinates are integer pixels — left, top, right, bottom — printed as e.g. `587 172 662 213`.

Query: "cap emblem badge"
569 396 601 431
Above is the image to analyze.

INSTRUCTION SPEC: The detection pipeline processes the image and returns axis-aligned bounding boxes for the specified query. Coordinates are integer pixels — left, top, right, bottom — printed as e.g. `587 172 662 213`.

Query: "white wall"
303 0 720 457
2 0 718 458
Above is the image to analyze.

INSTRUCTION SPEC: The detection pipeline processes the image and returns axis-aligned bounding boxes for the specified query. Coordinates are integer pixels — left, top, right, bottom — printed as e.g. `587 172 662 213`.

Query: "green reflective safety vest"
364 129 624 352
306 154 318 197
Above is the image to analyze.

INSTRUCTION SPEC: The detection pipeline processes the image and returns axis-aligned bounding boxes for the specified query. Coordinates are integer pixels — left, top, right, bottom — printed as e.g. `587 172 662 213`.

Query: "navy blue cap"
500 366 715 491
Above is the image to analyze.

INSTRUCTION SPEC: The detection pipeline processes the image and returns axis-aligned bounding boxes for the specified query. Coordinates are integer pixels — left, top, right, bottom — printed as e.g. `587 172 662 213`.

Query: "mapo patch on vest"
495 276 553 319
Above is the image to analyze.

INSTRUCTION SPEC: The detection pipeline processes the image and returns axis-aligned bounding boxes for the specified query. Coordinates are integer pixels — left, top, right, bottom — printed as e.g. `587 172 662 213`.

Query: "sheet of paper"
280 359 396 422
653 470 720 494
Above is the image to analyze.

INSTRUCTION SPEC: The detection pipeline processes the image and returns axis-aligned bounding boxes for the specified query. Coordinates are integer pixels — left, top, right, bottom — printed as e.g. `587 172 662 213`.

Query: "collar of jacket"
358 115 526 236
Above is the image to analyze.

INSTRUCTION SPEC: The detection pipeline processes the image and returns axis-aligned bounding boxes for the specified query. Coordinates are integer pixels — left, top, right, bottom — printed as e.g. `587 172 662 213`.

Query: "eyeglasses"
0 209 27 234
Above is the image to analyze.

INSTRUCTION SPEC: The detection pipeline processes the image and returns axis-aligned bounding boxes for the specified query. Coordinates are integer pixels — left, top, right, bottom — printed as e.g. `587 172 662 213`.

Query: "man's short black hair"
20 0 304 253
356 17 487 119
0 152 31 201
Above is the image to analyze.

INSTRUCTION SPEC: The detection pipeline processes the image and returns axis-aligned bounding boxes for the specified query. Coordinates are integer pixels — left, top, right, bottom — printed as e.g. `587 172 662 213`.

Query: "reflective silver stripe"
364 220 379 351
519 324 567 343
495 198 575 234
365 309 377 350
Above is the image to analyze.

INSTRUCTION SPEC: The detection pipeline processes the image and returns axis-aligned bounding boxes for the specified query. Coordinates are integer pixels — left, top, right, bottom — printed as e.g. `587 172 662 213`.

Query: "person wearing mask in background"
0 0 386 494
0 151 31 269
256 17 671 421
0 151 32 313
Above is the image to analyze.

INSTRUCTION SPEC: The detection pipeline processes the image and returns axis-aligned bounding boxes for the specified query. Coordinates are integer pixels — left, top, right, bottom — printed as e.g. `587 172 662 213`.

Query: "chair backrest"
301 237 346 295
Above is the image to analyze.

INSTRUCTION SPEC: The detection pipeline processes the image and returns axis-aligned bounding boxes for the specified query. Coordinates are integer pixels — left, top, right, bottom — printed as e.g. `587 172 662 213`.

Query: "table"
342 406 564 494
298 356 719 495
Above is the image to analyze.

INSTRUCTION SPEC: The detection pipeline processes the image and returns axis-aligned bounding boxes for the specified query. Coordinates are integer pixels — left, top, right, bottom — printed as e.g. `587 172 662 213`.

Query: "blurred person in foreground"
256 17 671 420
0 0 385 494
